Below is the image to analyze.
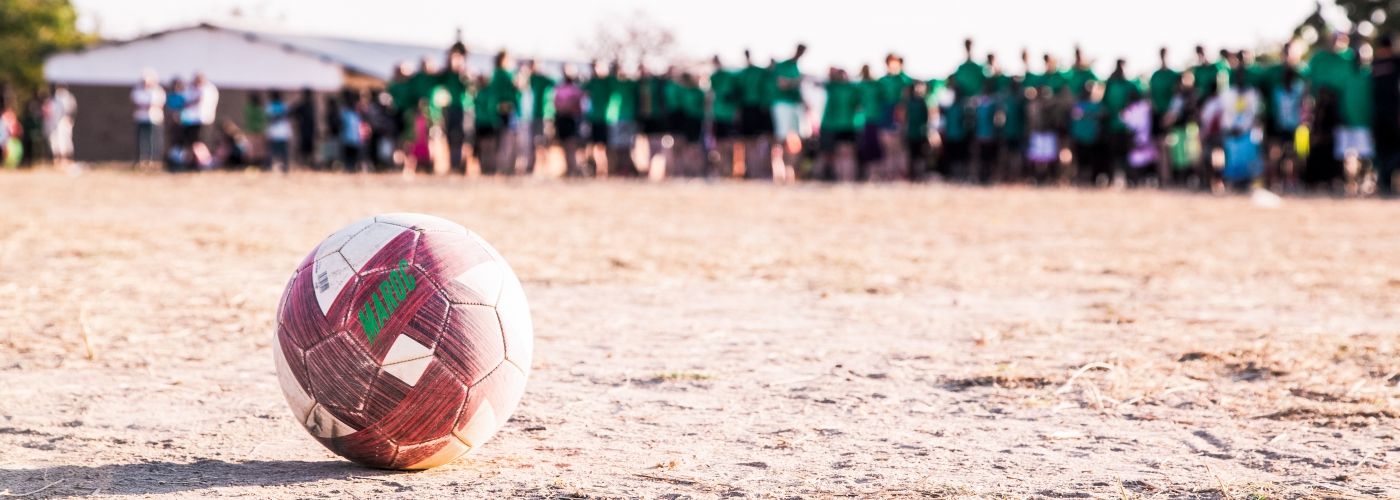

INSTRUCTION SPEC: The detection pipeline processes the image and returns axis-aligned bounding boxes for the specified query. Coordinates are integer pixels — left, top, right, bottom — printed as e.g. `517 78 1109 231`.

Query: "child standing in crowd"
45 84 77 170
1220 70 1263 190
1120 88 1158 186
553 67 585 177
582 60 614 177
1163 73 1203 186
878 53 914 180
971 80 1000 184
905 82 932 181
606 64 640 177
525 60 555 176
819 67 860 182
667 72 706 178
1268 63 1306 191
266 90 292 173
855 64 884 180
163 79 186 170
1070 81 1107 186
709 56 742 178
1000 78 1027 182
131 71 165 167
770 44 807 183
1025 86 1059 184
940 87 972 182
1373 35 1400 197
244 92 267 167
340 91 367 173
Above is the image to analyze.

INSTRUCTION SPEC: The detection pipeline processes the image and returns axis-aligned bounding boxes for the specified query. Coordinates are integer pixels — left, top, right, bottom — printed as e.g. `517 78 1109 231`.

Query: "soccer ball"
273 213 532 469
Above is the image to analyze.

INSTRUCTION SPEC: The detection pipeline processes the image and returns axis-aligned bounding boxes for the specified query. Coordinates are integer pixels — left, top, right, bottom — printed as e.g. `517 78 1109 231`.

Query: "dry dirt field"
0 169 1397 498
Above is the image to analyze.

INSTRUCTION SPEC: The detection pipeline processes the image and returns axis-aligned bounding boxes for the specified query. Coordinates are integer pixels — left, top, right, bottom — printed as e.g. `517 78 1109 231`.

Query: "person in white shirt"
44 84 77 168
182 73 220 168
131 70 166 165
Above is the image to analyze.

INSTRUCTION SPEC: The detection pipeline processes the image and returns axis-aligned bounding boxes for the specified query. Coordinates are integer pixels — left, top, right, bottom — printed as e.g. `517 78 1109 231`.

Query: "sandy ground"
0 169 1396 499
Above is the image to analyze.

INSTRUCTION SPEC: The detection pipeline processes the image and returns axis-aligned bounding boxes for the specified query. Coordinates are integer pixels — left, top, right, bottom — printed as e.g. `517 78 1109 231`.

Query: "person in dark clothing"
292 88 318 169
1371 34 1400 197
1304 87 1343 190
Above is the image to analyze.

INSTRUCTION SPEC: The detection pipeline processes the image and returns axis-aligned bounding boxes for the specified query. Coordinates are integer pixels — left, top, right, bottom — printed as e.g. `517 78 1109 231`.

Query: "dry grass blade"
79 303 96 360
1055 362 1116 395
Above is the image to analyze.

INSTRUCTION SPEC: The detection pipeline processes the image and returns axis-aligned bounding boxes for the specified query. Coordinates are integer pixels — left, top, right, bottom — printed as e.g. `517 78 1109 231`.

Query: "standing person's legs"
1377 148 1398 197
447 127 465 175
135 122 153 164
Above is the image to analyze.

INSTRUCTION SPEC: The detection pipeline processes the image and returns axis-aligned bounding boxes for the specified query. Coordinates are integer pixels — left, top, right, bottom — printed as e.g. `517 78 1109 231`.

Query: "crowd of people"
3 30 1399 196
0 84 77 170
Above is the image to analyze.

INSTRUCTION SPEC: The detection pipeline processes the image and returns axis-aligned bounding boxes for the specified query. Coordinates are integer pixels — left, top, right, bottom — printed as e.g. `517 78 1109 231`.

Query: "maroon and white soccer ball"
273 213 532 469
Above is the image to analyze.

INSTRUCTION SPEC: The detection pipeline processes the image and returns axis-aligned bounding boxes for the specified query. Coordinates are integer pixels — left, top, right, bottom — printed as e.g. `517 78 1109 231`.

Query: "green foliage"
0 0 91 98
1334 0 1396 36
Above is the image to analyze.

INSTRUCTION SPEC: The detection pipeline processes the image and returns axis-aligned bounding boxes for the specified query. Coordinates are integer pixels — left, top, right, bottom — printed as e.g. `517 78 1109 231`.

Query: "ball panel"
273 333 316 422
397 436 470 470
375 213 469 234
415 231 496 305
360 362 469 446
452 261 504 306
280 265 335 350
435 304 506 385
315 216 376 261
359 367 410 425
496 269 533 375
454 361 527 448
311 252 357 317
341 223 412 274
303 331 375 418
327 429 399 469
305 403 358 438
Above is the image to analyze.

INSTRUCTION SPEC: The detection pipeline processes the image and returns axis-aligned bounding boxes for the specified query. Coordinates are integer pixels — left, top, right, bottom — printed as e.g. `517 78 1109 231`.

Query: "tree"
1333 0 1394 37
0 0 91 97
580 10 678 70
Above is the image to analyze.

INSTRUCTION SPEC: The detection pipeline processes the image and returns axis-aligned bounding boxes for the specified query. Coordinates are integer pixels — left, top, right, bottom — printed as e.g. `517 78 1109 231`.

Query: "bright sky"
71 0 1346 79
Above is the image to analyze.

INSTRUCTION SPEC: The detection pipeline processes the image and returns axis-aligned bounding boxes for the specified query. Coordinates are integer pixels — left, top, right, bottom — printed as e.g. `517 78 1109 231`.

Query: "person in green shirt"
987 53 1013 95
1191 45 1226 100
1001 77 1028 181
663 72 707 177
606 66 641 177
243 92 267 166
1070 81 1108 185
476 50 520 175
1102 59 1141 176
737 49 774 179
951 38 986 101
440 49 471 174
1020 49 1042 91
1148 47 1180 124
709 56 742 177
522 60 554 175
770 44 807 182
854 64 884 179
1066 46 1100 100
581 60 615 175
820 67 861 181
1041 53 1068 95
905 81 933 181
1339 46 1374 166
877 53 915 180
1306 33 1356 96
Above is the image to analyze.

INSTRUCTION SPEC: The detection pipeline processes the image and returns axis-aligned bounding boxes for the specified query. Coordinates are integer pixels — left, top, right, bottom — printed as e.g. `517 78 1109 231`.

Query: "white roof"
45 23 578 90
45 25 346 90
